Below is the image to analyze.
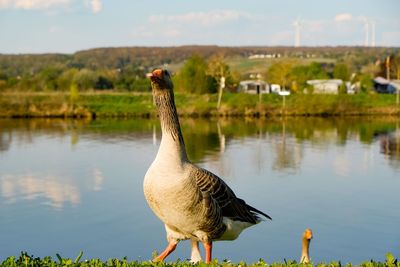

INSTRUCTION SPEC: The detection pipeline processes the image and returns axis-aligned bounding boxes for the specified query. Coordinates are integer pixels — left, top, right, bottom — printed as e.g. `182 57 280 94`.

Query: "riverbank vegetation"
0 91 399 118
1 252 398 267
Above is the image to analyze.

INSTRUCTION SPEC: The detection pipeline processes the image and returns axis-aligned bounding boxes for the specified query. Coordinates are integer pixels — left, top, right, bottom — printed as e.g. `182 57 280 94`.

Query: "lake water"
0 117 399 263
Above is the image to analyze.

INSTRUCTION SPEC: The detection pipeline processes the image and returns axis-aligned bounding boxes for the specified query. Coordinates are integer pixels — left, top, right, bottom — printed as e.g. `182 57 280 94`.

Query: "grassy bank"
0 92 399 118
1 252 399 267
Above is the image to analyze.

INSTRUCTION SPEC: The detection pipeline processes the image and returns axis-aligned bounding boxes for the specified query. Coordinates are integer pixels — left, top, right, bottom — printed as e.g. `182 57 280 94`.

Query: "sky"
0 0 399 54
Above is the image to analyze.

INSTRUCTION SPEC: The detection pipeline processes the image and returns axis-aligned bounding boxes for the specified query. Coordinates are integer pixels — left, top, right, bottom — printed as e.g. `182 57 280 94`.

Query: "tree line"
0 46 399 94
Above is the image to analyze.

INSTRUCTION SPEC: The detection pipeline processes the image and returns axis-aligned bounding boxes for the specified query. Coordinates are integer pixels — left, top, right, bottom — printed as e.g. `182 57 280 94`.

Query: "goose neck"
154 90 188 161
300 238 310 263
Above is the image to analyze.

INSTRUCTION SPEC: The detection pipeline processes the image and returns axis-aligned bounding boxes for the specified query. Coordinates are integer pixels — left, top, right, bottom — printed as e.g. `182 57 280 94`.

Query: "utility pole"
386 56 399 106
217 76 225 109
257 73 262 106
386 56 390 81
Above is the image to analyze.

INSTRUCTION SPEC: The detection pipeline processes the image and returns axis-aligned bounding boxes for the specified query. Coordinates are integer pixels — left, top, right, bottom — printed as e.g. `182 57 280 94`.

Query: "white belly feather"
218 217 254 241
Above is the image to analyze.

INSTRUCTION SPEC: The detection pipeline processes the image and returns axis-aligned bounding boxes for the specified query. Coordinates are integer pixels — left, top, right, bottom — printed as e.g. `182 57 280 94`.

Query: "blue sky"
0 0 399 54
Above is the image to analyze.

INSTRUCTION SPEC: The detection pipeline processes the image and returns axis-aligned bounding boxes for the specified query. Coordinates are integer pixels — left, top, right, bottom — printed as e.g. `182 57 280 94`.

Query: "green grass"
1 252 398 267
226 56 337 77
0 92 399 118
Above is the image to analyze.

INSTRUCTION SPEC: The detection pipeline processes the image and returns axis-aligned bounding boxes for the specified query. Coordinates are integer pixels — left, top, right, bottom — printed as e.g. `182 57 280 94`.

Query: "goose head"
303 228 313 241
148 68 174 93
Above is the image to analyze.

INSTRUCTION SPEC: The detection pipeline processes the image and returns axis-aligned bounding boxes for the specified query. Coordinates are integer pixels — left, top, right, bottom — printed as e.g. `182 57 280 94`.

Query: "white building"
306 79 344 94
238 80 270 94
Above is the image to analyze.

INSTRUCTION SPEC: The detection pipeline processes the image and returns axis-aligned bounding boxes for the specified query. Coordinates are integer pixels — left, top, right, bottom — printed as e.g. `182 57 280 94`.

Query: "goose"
300 228 313 263
143 68 271 264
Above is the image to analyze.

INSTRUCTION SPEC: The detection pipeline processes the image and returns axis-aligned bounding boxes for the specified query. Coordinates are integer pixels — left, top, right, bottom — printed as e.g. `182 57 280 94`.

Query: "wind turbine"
371 20 376 47
293 16 302 47
364 19 369 47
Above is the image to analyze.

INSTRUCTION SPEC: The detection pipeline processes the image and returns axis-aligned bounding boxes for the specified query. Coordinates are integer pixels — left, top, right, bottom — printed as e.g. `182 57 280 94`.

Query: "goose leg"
190 239 202 263
154 242 177 262
202 242 213 264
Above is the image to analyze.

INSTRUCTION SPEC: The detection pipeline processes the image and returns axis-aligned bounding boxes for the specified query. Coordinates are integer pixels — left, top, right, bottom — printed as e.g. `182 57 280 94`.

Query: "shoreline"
1 92 399 119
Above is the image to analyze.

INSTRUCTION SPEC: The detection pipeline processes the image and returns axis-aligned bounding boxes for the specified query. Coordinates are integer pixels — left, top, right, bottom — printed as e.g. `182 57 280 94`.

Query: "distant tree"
358 74 374 93
69 83 79 105
333 63 350 81
0 71 7 81
113 64 149 91
130 78 151 92
73 69 97 90
207 54 230 81
306 62 330 79
266 60 298 90
355 62 379 94
57 68 79 91
0 71 7 91
207 54 234 107
95 76 113 90
38 66 63 91
208 55 240 93
289 62 328 92
381 53 400 80
175 54 216 94
361 62 380 77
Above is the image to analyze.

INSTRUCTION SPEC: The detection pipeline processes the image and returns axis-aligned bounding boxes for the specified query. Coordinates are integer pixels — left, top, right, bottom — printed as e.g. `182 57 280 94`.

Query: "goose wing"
191 166 271 223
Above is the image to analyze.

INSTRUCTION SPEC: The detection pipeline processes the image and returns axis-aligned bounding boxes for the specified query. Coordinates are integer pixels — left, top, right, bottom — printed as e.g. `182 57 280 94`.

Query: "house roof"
306 79 343 85
374 76 389 85
239 80 267 86
389 80 400 90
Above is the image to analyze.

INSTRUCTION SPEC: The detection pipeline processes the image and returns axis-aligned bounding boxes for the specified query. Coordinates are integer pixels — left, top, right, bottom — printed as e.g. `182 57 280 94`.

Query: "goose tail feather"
247 205 272 221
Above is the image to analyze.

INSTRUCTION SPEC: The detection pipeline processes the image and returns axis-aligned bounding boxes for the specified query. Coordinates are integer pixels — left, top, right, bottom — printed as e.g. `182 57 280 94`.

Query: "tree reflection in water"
378 127 400 169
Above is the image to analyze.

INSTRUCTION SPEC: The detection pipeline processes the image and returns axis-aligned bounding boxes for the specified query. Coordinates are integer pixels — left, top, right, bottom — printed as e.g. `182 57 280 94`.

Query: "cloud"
131 9 251 45
149 10 247 26
164 29 181 37
131 25 181 41
88 0 102 13
0 0 102 13
335 13 353 22
0 0 70 10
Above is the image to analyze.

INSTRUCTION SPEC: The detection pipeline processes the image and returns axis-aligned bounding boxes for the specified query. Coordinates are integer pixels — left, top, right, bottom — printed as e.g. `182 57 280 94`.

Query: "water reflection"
0 129 11 151
1 173 80 209
1 117 400 164
92 168 104 191
3 117 398 209
378 129 400 169
272 123 302 172
1 117 399 206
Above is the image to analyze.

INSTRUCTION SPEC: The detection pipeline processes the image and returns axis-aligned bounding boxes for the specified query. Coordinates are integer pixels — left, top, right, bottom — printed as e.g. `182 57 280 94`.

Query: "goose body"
144 69 271 263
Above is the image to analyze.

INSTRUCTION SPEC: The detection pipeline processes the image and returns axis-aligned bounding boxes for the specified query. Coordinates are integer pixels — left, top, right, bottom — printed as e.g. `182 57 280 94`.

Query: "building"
270 84 282 94
373 77 400 94
306 79 344 94
238 80 270 94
